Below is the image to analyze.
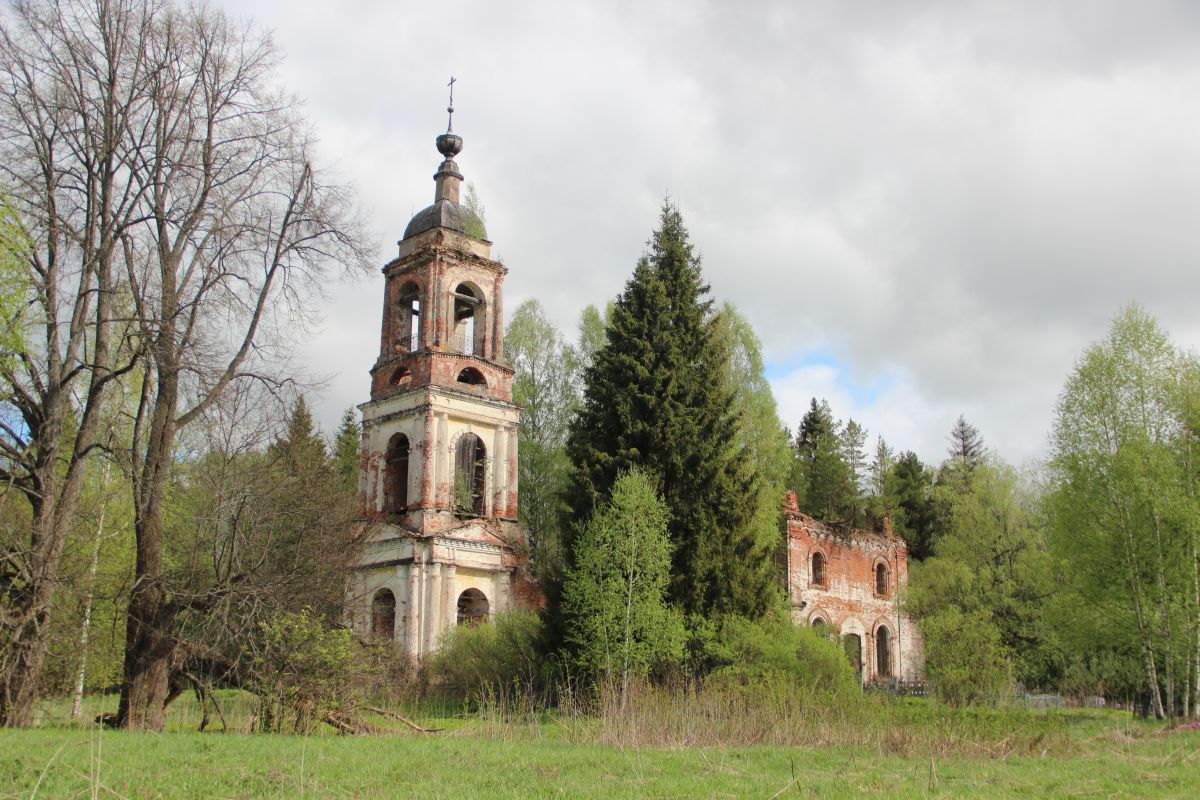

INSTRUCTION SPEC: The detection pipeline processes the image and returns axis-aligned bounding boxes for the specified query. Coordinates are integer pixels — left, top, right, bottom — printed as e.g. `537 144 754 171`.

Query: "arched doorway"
371 589 396 641
843 633 863 678
875 626 891 678
386 433 410 512
457 588 489 626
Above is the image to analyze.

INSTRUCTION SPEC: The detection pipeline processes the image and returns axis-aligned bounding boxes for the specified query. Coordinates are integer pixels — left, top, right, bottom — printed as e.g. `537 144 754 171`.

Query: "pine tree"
564 201 771 618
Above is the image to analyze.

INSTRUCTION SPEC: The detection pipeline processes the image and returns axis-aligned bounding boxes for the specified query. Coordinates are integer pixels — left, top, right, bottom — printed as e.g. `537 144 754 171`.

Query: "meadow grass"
2 692 1197 798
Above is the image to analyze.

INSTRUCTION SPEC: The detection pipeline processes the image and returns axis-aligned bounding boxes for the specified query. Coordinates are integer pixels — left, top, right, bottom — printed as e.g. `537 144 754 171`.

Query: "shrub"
689 614 860 698
427 610 547 703
921 607 1009 705
251 607 379 733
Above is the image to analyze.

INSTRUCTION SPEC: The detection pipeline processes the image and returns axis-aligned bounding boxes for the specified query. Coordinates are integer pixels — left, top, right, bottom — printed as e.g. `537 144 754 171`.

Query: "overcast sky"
215 0 1200 466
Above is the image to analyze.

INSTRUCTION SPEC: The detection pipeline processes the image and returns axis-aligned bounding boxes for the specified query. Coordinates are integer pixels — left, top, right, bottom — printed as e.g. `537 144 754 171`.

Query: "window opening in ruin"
390 367 412 387
811 617 828 636
386 433 410 513
454 433 487 516
397 282 421 352
453 283 483 356
457 588 489 625
371 589 396 641
457 367 486 386
875 563 889 596
843 633 863 677
811 551 826 587
876 626 891 678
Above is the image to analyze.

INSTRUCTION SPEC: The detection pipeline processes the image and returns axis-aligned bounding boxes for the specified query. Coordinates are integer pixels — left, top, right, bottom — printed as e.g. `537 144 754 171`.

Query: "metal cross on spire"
446 76 456 133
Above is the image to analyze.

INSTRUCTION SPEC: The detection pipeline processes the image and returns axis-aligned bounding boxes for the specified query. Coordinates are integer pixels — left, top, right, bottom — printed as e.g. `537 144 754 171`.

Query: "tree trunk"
117 360 179 731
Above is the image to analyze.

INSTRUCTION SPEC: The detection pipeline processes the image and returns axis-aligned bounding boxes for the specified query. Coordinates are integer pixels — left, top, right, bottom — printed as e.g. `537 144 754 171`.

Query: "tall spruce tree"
564 201 771 618
792 398 856 521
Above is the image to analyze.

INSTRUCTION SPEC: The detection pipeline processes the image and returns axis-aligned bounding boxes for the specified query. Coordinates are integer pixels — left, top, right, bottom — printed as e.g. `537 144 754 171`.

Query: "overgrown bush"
686 614 860 697
251 608 379 733
427 610 547 703
921 607 1009 705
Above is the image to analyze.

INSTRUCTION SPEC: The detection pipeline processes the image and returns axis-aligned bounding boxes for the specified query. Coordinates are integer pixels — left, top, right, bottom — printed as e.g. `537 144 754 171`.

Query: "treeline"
501 212 1200 717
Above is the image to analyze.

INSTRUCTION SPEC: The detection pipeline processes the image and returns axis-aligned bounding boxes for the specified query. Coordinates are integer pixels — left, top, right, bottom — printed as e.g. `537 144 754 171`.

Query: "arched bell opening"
390 367 412 388
457 367 487 387
452 282 485 356
456 588 489 626
385 433 410 513
454 433 487 516
396 281 421 352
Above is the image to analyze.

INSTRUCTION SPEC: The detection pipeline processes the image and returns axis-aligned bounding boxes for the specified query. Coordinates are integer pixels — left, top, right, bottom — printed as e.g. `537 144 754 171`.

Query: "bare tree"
110 2 370 729
0 0 148 727
0 0 369 730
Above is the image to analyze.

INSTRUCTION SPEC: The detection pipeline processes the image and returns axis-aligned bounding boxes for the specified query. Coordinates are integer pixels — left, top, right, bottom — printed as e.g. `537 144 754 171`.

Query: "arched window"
456 367 486 386
452 282 484 356
454 433 487 516
875 563 889 596
457 588 489 626
811 551 826 587
371 589 396 641
875 626 891 678
811 617 827 635
396 282 421 352
386 433 410 513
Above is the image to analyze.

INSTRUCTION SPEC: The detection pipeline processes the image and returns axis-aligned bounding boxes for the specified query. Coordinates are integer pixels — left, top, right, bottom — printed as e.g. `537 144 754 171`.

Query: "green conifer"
564 201 771 618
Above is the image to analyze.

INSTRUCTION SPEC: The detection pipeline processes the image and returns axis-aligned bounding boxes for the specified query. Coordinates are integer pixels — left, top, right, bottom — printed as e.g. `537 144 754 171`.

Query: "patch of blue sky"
765 348 897 407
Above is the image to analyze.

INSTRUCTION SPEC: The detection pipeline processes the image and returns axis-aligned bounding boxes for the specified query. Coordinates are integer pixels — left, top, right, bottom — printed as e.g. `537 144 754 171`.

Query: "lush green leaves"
562 468 684 687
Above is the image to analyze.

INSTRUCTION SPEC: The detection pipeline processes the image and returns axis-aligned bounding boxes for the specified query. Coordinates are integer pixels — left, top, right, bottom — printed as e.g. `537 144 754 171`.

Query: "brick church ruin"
783 492 923 683
346 107 923 682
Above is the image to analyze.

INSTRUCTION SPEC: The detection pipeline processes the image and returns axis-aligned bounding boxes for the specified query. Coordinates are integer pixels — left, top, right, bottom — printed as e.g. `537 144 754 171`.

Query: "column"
405 561 421 658
493 427 508 517
419 410 435 507
423 558 442 652
442 563 457 631
435 412 449 508
507 426 519 518
491 274 504 361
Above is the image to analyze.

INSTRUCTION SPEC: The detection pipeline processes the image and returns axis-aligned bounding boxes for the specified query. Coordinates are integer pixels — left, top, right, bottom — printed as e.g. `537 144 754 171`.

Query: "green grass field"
2 694 1198 799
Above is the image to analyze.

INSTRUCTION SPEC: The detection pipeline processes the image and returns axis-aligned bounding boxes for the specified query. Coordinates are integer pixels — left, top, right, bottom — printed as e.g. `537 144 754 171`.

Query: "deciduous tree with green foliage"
1048 304 1200 718
564 202 771 618
505 299 581 582
907 459 1055 695
562 468 683 701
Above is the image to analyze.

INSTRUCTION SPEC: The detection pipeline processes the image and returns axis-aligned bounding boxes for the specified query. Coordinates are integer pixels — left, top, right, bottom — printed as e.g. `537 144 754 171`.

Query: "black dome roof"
402 199 487 241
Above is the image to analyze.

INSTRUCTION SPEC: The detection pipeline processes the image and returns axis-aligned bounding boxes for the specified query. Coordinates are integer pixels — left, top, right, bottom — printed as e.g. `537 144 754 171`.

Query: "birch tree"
562 468 683 703
1050 305 1199 718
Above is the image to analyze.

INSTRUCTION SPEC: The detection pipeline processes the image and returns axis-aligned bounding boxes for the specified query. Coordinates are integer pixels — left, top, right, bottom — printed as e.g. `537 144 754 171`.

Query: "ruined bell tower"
345 97 528 658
